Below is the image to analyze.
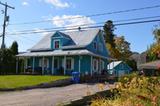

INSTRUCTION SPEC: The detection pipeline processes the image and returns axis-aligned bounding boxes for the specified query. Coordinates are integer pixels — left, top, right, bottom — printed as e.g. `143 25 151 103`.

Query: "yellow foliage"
91 74 160 106
148 43 160 57
106 43 121 59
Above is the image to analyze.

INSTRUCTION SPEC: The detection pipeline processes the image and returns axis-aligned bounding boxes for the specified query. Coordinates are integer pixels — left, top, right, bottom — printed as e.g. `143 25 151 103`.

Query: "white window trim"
54 40 60 49
66 57 74 70
43 58 49 68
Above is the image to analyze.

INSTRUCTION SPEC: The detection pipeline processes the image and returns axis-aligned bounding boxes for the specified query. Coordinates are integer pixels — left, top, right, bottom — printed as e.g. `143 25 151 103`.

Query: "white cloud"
44 0 70 8
22 1 29 6
51 15 95 30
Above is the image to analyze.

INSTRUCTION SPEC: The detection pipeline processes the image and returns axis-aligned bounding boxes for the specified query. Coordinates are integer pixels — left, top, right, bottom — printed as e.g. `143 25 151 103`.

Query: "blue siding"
113 62 132 77
80 55 91 74
51 32 75 49
86 32 109 57
25 30 109 75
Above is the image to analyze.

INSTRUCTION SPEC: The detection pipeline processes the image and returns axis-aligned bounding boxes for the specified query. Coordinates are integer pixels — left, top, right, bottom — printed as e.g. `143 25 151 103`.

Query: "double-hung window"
66 58 74 70
93 59 98 71
54 40 60 49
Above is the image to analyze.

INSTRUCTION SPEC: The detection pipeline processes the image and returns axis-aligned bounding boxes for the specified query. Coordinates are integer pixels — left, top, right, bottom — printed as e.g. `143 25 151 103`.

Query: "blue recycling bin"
72 72 80 83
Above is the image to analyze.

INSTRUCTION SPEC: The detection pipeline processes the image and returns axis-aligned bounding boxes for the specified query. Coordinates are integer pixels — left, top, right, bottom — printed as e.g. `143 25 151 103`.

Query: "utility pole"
0 1 14 49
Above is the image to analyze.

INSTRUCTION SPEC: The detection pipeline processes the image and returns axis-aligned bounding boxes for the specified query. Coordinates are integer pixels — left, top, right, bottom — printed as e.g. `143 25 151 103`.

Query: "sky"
0 0 160 53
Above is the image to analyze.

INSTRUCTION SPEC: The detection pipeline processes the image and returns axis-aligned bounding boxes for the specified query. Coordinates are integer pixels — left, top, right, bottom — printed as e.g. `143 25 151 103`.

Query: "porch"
18 55 107 76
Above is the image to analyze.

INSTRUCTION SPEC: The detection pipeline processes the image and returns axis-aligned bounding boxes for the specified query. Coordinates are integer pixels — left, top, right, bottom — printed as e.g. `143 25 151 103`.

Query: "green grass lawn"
0 75 70 89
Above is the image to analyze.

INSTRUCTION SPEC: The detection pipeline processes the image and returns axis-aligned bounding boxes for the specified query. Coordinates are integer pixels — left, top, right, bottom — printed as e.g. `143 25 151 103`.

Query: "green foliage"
147 43 160 61
147 26 160 61
114 36 132 60
0 75 70 89
118 72 138 83
0 41 19 74
103 21 132 60
10 41 18 55
153 26 160 43
0 48 15 74
106 43 121 59
103 20 116 48
124 59 137 71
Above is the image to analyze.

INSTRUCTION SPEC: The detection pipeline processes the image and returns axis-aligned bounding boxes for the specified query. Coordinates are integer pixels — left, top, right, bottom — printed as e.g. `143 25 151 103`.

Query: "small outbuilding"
107 61 132 77
138 60 160 76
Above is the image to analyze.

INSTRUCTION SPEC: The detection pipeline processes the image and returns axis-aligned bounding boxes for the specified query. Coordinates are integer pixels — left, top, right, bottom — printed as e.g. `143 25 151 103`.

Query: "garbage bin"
72 72 80 83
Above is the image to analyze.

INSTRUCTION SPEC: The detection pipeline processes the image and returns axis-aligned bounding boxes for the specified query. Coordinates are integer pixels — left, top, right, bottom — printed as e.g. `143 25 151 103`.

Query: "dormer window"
54 40 60 49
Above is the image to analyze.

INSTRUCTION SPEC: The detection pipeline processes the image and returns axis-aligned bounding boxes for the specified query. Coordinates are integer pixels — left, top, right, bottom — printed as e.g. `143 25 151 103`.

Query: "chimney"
78 27 81 31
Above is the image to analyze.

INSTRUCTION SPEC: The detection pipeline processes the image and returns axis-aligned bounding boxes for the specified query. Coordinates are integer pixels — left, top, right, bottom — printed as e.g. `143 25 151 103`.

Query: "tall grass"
91 73 160 106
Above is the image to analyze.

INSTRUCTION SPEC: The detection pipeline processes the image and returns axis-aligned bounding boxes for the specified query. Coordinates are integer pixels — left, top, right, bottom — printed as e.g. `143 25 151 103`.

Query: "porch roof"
17 49 108 59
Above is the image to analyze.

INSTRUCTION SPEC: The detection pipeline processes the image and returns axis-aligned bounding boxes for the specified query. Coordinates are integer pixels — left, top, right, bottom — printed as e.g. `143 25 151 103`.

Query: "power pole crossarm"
0 2 15 9
0 1 15 49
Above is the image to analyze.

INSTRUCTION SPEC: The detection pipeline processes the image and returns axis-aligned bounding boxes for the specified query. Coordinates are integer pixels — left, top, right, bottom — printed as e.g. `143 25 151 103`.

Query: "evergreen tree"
103 20 116 48
10 41 18 55
0 48 14 74
0 41 19 74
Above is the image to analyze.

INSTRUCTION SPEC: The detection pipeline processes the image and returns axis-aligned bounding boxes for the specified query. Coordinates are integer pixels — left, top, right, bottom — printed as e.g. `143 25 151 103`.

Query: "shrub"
91 74 160 106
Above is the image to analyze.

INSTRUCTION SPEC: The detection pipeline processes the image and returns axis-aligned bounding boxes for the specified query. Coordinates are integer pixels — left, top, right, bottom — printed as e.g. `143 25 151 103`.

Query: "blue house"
17 28 109 75
107 61 132 77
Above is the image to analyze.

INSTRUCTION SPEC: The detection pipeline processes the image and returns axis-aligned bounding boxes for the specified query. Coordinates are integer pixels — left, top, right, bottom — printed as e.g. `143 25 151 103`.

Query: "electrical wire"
8 4 160 25
7 19 160 35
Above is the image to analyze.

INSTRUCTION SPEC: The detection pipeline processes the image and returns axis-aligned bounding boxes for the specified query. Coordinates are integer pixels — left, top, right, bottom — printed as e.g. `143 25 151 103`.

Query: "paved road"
0 83 111 106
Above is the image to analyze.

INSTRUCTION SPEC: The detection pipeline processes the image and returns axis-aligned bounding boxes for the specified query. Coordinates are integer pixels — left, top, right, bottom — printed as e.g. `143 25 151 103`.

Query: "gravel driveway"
0 83 111 106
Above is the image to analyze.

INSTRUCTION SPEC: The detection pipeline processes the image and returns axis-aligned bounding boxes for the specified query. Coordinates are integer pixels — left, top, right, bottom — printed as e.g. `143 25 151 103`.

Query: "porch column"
64 56 66 75
16 57 19 74
52 56 54 75
78 56 81 74
24 57 28 73
32 57 35 73
42 57 44 75
90 56 93 76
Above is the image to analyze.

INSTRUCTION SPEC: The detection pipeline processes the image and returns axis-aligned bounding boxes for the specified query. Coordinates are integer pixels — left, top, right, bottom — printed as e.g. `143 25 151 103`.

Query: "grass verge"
0 75 70 89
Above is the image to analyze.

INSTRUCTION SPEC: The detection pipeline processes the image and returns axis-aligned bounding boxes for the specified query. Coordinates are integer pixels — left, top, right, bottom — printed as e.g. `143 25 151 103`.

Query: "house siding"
114 63 131 77
26 55 92 75
51 32 74 49
21 29 110 76
86 32 109 57
80 55 91 75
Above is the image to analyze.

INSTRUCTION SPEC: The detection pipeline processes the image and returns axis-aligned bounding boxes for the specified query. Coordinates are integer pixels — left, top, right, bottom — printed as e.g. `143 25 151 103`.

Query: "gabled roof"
107 61 122 69
64 29 100 46
29 33 53 51
29 28 100 51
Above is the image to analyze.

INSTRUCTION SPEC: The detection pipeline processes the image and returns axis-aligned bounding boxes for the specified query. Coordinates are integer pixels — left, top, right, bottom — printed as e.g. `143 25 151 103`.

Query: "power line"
114 15 160 22
7 19 160 35
7 15 160 33
9 4 160 26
